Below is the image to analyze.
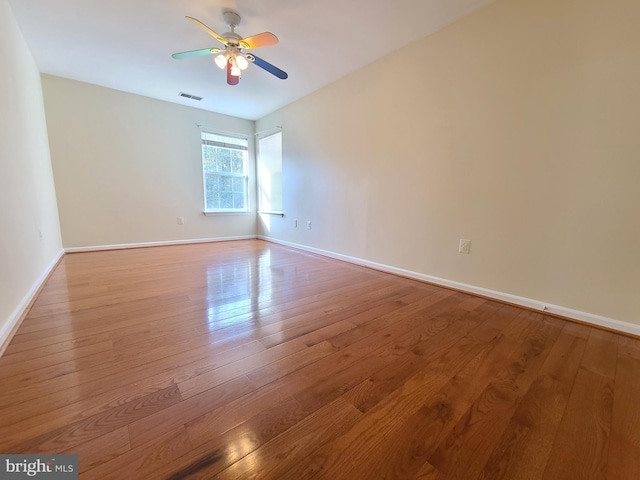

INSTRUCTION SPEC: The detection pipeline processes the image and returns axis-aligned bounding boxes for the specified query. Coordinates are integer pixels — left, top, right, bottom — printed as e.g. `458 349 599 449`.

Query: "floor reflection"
203 249 275 331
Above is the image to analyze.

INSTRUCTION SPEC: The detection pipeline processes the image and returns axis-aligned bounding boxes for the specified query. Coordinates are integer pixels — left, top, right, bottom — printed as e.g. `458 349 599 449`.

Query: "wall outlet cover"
459 239 471 254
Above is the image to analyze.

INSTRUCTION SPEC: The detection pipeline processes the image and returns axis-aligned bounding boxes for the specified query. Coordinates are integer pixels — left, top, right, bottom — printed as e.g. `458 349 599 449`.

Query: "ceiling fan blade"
249 54 288 80
186 16 228 46
238 32 279 49
227 59 240 86
172 47 221 59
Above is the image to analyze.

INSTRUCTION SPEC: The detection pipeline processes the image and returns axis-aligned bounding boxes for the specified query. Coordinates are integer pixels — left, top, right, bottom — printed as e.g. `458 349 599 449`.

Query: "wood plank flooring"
0 239 638 479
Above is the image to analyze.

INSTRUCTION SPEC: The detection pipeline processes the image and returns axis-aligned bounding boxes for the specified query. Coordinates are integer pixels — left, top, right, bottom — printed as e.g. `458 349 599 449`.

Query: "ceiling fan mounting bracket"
222 11 241 29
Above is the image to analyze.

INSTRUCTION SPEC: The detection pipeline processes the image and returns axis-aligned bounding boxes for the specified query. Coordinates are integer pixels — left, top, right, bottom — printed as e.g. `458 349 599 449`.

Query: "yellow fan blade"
238 32 278 49
186 16 228 46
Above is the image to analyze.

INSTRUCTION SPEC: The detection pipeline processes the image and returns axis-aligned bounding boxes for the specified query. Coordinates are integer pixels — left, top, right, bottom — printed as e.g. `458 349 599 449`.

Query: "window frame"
201 130 250 214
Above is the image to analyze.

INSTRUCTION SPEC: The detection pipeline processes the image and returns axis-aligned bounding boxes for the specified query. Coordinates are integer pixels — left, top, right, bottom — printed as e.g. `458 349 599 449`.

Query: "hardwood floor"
1 239 638 479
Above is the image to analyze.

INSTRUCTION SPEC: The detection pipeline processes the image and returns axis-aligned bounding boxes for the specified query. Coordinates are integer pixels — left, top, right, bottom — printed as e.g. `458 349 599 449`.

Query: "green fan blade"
172 48 221 59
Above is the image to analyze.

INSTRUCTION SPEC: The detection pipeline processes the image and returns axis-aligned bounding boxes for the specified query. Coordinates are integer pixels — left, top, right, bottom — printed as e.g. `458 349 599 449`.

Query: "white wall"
257 0 640 326
0 1 63 342
42 75 256 249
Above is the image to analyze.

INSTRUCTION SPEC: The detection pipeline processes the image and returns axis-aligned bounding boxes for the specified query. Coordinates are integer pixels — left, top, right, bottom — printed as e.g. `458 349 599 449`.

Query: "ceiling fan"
172 11 288 86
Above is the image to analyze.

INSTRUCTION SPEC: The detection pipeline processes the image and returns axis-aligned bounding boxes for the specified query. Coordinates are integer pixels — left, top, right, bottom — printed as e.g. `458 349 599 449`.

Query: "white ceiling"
7 0 492 120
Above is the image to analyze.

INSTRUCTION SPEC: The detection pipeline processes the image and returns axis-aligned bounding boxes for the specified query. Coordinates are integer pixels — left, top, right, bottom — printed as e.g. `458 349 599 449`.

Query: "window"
202 131 249 213
257 131 283 214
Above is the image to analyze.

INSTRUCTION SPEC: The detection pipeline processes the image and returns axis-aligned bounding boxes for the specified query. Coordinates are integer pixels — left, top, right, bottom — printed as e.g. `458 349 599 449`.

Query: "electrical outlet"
459 239 471 254
177 217 185 225
307 221 312 230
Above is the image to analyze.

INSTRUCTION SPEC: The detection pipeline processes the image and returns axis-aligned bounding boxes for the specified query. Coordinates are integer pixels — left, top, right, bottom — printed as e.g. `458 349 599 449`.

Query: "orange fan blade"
186 16 228 46
238 32 278 49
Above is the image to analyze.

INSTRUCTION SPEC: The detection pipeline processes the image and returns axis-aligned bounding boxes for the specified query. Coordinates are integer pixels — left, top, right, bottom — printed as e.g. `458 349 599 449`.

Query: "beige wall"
42 75 256 249
257 0 640 325
0 1 63 340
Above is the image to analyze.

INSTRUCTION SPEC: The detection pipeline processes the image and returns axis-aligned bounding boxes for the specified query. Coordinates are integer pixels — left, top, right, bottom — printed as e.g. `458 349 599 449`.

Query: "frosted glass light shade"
214 54 227 69
236 55 249 70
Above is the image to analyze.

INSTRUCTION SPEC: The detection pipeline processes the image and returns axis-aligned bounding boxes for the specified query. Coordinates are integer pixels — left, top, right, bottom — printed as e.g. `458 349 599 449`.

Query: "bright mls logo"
1 455 78 479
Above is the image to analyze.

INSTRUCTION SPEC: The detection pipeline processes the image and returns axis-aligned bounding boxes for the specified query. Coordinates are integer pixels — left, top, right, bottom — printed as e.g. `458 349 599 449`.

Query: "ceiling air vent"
178 92 203 101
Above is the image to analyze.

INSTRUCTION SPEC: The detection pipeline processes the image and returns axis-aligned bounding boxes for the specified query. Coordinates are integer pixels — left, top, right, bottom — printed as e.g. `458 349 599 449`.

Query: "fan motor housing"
222 32 242 45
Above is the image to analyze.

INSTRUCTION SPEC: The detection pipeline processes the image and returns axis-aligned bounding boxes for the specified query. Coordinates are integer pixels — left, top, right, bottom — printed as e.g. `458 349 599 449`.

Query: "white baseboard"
65 235 258 253
258 236 640 337
0 249 65 352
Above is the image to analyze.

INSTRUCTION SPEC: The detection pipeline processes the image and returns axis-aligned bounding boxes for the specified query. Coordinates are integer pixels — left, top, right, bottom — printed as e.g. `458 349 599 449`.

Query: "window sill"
203 211 251 216
258 211 285 217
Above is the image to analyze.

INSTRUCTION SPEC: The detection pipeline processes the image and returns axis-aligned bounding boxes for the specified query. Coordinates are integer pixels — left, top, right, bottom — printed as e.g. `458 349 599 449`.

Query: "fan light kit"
172 10 287 86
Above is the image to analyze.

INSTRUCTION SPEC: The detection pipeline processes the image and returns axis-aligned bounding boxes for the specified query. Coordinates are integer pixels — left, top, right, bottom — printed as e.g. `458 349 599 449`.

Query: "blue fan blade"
250 54 288 79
